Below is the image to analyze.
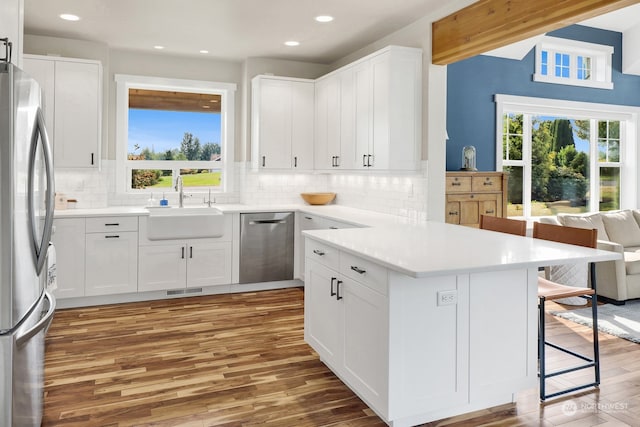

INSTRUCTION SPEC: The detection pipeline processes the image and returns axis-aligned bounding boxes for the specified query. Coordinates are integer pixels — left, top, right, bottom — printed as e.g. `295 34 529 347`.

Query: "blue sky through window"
128 109 222 154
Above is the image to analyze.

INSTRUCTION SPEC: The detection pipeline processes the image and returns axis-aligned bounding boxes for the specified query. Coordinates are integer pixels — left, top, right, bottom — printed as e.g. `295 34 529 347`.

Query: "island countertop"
303 221 621 278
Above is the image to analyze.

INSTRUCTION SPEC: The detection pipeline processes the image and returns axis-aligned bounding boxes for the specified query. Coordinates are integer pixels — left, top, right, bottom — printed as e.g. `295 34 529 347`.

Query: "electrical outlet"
437 290 458 306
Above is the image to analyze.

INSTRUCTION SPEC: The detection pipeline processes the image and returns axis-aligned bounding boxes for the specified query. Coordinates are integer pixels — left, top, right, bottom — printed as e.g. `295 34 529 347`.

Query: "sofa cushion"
632 210 640 228
623 248 640 275
558 213 610 241
601 210 640 248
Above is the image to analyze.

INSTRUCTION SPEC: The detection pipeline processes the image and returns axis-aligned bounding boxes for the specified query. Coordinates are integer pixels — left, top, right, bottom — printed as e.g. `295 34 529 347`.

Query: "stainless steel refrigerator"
0 38 56 427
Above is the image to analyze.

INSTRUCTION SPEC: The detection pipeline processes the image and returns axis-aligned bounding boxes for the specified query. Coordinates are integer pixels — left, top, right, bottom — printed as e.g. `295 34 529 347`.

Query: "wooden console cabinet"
445 171 508 227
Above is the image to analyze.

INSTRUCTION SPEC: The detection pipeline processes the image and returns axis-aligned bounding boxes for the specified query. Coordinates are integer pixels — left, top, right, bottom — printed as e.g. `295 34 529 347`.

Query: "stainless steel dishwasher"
239 212 294 284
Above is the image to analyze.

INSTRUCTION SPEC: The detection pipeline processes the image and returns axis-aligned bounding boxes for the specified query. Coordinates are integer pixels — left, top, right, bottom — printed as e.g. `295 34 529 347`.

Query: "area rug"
550 300 640 344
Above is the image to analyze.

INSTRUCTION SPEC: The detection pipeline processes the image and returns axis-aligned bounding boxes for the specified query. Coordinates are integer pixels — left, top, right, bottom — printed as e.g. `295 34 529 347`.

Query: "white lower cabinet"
305 236 537 426
85 231 138 297
305 245 389 416
138 240 232 292
51 218 86 298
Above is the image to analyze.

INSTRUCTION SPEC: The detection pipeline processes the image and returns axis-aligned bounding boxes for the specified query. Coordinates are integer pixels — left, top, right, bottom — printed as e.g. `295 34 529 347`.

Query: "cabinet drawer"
471 175 502 192
340 252 388 296
305 239 339 270
446 176 471 192
86 216 139 233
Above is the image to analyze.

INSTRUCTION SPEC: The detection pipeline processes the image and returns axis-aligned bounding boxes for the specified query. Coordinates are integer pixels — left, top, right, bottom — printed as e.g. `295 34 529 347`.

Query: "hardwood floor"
44 288 640 426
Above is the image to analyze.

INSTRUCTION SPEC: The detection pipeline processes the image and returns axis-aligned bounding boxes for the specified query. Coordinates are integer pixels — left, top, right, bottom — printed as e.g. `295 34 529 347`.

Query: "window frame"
114 74 236 194
495 94 640 218
533 36 613 90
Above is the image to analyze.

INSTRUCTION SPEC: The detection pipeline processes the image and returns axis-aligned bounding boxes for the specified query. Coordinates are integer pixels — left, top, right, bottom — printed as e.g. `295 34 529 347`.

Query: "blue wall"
446 25 640 171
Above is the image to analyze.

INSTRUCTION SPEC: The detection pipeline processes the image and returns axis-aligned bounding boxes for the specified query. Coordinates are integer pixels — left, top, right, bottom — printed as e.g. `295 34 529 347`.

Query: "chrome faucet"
175 176 184 208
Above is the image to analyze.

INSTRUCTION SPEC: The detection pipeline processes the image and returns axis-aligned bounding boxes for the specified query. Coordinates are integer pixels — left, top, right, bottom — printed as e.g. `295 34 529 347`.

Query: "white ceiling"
23 0 640 65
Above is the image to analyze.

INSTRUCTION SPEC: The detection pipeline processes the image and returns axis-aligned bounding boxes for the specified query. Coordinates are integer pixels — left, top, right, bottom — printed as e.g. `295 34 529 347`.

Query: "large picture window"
495 95 639 218
115 75 236 193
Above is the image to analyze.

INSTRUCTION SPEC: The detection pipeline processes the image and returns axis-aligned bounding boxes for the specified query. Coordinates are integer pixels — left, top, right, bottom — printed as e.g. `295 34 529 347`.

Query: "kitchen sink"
145 206 225 240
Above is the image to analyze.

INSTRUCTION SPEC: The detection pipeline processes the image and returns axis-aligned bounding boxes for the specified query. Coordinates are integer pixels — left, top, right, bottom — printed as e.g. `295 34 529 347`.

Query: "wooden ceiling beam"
129 89 221 113
432 0 640 65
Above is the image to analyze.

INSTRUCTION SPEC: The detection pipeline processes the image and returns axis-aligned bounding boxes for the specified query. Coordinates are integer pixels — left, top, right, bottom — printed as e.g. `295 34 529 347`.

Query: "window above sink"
114 74 237 195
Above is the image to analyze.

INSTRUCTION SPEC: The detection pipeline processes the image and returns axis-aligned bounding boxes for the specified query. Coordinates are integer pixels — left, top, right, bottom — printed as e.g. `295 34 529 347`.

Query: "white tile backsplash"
53 160 428 219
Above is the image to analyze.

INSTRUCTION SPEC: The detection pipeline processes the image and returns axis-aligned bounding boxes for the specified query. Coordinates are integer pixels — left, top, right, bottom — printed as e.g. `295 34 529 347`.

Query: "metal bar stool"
533 222 599 401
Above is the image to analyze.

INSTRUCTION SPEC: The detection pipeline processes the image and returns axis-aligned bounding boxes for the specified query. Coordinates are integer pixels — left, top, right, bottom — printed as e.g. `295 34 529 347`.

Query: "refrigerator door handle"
15 291 56 349
27 107 55 275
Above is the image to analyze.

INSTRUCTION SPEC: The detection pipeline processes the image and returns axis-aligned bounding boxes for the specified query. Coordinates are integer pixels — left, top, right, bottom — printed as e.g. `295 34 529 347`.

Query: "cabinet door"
370 53 390 170
254 79 292 169
54 60 100 168
354 61 372 169
446 201 461 225
304 260 343 368
186 242 232 288
22 57 55 146
314 76 341 169
479 199 499 218
291 81 314 170
85 232 138 296
339 67 358 169
138 244 186 292
459 200 480 226
51 218 85 298
342 277 389 413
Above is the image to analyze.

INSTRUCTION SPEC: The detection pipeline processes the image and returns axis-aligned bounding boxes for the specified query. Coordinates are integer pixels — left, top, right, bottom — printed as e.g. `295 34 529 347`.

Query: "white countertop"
303 221 621 278
52 203 407 227
54 203 621 278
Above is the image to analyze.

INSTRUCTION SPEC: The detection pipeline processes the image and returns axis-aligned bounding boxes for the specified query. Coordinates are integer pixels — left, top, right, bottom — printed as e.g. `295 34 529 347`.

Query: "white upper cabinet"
23 55 102 168
314 46 422 171
251 76 314 170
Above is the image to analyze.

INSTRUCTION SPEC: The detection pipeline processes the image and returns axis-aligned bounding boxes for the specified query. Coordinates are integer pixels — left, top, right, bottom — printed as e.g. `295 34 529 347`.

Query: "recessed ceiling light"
315 15 334 23
59 13 80 21
284 41 300 47
154 45 164 50
199 50 209 54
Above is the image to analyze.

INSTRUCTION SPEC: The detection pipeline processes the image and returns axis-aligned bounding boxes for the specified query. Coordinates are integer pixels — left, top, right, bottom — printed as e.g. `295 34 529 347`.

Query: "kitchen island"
303 222 620 427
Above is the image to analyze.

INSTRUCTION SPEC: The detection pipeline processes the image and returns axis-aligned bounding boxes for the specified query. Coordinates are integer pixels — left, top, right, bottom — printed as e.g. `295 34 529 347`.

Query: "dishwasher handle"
249 219 287 225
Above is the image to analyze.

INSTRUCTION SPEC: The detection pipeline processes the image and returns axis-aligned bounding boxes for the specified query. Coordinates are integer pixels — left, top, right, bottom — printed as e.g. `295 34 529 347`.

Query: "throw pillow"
558 213 610 241
601 210 640 248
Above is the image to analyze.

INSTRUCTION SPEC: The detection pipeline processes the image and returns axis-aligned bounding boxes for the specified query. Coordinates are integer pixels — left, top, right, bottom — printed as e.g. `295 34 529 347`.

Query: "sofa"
541 209 640 304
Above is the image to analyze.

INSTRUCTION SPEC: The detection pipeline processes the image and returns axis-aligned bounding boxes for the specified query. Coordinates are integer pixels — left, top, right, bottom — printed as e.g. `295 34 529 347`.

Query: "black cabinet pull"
451 182 461 186
105 223 120 226
105 235 119 239
330 277 337 296
262 156 266 167
363 154 367 167
367 154 373 167
313 249 325 256
335 156 340 167
91 153 94 165
294 156 298 168
181 247 185 259
350 266 366 275
448 211 459 216
331 156 336 167
336 280 343 300
190 246 193 258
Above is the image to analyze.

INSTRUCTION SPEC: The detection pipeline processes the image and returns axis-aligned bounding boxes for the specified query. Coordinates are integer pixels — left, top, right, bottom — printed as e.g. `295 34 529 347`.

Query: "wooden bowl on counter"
300 192 336 205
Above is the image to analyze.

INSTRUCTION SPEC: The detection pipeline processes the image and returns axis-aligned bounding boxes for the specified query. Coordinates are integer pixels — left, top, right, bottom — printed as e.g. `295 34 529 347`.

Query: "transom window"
496 95 639 218
115 75 236 193
533 36 613 90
